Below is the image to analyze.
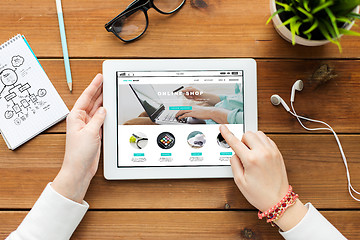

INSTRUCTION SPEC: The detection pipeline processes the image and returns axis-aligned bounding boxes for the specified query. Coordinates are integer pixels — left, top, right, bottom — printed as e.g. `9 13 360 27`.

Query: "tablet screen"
116 70 244 167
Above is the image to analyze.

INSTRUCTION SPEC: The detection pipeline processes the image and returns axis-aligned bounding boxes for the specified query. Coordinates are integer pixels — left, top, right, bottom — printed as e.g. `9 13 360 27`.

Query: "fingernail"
219 125 225 131
98 107 106 115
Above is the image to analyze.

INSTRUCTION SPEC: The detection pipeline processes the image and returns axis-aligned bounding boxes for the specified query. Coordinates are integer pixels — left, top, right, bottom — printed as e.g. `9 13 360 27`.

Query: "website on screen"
117 70 244 167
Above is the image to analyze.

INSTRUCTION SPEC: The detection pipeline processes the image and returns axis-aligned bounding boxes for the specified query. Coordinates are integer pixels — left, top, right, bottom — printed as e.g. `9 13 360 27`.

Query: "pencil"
173 86 184 93
55 0 73 92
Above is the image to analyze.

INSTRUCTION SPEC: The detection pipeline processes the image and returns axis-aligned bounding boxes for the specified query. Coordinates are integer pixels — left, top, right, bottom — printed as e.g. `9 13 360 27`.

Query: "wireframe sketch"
0 55 49 126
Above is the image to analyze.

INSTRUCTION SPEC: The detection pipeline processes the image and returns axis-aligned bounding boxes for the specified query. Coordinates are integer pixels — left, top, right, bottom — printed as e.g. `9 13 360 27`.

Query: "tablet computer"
103 59 257 180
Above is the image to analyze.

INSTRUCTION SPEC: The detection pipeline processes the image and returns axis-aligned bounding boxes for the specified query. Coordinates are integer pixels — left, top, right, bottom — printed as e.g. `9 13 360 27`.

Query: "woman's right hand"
220 125 289 212
181 87 205 101
219 125 308 231
181 87 221 105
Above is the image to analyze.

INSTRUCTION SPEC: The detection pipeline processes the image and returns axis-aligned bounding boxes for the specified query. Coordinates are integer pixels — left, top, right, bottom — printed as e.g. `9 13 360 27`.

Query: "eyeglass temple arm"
126 0 142 10
105 0 145 29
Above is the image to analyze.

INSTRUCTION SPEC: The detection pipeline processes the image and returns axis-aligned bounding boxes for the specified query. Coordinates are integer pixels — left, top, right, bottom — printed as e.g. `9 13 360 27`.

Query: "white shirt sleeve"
279 203 346 240
6 182 89 240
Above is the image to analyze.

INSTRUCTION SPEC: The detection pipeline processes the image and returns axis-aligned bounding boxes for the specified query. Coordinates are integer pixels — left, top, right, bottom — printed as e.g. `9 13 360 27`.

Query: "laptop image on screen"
129 84 205 125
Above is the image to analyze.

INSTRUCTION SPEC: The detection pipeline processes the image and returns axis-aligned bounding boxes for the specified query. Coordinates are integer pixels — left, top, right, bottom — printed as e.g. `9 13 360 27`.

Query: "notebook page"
0 35 69 149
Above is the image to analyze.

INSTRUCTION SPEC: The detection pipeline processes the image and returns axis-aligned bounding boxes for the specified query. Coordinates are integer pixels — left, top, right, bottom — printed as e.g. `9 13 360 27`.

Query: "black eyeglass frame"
105 0 186 42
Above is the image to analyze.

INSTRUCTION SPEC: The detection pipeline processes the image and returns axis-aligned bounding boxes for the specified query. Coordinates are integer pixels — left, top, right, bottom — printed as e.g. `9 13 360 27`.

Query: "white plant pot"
269 0 360 46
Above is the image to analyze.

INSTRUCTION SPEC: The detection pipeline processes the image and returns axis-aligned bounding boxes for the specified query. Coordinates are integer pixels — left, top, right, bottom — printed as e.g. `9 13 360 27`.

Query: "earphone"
271 80 360 202
131 133 148 149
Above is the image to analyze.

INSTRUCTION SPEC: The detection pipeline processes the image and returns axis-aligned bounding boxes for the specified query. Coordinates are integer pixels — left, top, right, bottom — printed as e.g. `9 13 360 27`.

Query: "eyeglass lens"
114 10 147 41
113 0 185 41
153 0 185 13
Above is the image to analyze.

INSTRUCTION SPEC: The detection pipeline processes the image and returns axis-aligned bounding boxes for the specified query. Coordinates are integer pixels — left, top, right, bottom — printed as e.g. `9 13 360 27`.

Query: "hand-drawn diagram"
11 55 24 68
0 55 49 126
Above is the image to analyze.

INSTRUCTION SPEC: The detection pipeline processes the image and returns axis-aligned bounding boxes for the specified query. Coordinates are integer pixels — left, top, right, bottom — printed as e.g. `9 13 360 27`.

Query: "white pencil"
55 0 73 92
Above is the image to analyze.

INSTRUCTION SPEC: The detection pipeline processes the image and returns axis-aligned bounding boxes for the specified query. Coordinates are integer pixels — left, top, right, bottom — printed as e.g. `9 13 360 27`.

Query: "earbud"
290 80 304 102
271 79 360 202
271 80 303 112
270 94 290 112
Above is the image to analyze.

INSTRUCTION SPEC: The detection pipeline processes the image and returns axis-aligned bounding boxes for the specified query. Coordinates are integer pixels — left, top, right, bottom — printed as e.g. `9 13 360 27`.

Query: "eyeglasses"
105 0 186 42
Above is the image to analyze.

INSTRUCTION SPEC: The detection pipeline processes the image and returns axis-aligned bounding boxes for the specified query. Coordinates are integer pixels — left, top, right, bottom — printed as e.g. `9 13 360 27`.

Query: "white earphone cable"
289 102 360 202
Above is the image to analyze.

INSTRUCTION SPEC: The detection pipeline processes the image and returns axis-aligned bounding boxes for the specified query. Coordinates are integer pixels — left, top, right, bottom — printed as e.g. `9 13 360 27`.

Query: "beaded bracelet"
258 185 299 226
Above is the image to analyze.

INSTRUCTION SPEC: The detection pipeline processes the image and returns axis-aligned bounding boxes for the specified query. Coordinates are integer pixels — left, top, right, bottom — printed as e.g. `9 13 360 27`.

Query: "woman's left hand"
52 74 106 203
176 106 214 120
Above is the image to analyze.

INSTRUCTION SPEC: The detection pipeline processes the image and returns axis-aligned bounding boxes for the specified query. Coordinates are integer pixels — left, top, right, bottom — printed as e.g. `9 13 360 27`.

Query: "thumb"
86 107 106 133
230 154 245 185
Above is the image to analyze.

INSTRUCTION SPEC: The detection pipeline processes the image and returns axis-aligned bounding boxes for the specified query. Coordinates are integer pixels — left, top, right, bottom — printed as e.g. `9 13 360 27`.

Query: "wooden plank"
257 59 360 133
1 0 360 59
35 59 360 133
1 134 359 209
1 211 359 239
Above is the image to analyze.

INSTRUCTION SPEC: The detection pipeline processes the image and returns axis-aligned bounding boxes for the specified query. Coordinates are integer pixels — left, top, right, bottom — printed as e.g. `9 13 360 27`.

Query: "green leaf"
325 8 340 37
318 20 336 43
311 1 334 14
303 0 311 12
277 16 301 28
303 20 319 34
290 20 297 45
305 32 312 40
336 17 353 24
331 0 360 14
318 21 342 52
275 1 294 11
347 13 360 19
292 21 302 35
322 18 339 39
339 28 360 36
297 6 313 20
267 8 285 25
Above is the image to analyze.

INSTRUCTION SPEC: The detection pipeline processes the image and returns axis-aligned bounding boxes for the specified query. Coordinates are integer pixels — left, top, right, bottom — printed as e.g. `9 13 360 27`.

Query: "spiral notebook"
0 34 69 150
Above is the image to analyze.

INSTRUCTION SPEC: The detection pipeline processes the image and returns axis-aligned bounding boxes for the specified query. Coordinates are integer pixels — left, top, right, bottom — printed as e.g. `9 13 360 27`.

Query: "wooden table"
1 0 360 239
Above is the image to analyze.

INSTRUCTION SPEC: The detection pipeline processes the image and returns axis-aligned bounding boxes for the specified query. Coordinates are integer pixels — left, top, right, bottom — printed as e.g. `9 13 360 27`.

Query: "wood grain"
0 0 360 59
1 1 360 239
1 134 359 209
30 59 360 133
1 211 359 239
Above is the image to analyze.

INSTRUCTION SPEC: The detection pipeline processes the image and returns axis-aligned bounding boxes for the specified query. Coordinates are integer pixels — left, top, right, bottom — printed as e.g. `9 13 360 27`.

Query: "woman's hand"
181 87 221 105
219 125 307 231
220 126 289 212
52 74 106 203
176 107 229 124
176 106 214 120
181 87 205 101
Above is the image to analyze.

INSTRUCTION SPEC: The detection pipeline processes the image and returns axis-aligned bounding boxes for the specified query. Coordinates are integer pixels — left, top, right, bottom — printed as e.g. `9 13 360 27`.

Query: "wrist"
274 199 308 232
258 185 307 231
201 93 212 103
211 108 229 124
52 167 93 203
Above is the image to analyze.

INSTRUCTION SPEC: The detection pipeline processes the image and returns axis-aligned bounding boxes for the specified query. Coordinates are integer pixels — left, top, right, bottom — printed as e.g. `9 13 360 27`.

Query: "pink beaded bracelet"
258 185 299 225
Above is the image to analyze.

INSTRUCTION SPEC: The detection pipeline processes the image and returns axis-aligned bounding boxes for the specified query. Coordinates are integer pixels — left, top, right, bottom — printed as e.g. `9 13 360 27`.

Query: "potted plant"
267 0 360 51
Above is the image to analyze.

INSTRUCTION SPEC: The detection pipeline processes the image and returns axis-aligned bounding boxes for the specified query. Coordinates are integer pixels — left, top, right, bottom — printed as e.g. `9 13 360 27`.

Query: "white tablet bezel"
103 59 257 180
